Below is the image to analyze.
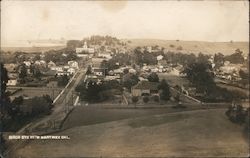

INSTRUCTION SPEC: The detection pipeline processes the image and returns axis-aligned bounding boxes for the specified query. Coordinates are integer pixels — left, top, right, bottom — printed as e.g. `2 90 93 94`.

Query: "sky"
1 0 249 46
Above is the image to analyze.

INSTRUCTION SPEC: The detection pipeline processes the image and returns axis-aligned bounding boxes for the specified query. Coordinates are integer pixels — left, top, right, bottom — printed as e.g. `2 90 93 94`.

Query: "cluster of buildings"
75 41 127 60
4 59 79 86
215 61 246 81
48 60 79 76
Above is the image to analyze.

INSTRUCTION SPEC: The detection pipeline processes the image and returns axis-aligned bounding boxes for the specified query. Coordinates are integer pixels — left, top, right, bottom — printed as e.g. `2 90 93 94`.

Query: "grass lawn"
158 73 189 86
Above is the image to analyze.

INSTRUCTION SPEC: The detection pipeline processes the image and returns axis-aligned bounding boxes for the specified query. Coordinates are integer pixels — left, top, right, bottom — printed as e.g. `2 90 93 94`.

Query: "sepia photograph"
0 0 249 157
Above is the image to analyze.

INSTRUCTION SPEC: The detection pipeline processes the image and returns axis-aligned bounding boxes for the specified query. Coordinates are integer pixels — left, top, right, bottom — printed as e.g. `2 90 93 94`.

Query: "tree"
83 81 103 103
12 96 23 105
224 49 244 64
29 97 51 115
158 79 171 101
132 96 139 104
147 72 159 82
196 52 209 64
86 65 92 75
66 40 82 50
239 69 249 80
34 67 42 80
33 54 41 61
123 68 129 75
19 63 27 83
9 96 23 118
183 62 215 94
0 63 9 102
122 73 139 90
0 63 11 117
143 96 149 103
57 75 69 87
214 53 224 69
153 95 160 102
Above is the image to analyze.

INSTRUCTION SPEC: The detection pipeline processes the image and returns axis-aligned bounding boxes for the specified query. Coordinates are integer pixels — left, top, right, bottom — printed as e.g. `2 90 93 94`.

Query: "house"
67 68 76 75
157 55 164 61
84 75 104 85
48 61 56 68
7 79 17 86
104 75 121 82
4 63 17 72
98 52 112 59
131 81 159 96
7 72 18 86
158 60 167 66
92 68 105 76
128 68 136 74
51 66 63 72
23 61 31 67
76 41 95 54
91 57 105 68
68 61 79 69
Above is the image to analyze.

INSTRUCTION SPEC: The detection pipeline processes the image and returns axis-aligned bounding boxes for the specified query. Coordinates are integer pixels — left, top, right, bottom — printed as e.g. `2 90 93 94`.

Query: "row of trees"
182 61 247 102
100 53 132 71
66 35 122 50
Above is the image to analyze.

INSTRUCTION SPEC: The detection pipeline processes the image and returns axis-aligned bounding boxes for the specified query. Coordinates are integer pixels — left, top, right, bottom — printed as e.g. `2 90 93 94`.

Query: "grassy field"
1 46 65 53
8 87 62 100
158 73 189 86
125 39 249 55
62 106 203 130
12 109 248 157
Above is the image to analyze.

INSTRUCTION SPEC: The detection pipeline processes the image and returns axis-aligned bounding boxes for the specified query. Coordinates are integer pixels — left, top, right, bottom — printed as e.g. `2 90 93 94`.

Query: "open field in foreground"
12 109 248 157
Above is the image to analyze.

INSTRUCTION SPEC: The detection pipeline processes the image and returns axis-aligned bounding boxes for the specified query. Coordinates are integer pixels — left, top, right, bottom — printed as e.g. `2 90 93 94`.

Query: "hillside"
125 39 249 55
1 46 65 53
13 109 248 157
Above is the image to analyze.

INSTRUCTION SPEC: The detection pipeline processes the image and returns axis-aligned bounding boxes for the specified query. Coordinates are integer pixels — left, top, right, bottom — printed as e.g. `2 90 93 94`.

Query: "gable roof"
132 81 159 91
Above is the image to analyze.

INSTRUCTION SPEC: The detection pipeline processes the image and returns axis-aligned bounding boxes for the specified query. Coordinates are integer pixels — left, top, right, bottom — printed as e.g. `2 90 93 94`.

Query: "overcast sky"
1 0 249 46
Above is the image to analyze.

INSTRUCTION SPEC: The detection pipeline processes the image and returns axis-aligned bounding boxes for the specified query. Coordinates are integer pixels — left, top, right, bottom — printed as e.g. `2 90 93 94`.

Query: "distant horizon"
1 37 249 48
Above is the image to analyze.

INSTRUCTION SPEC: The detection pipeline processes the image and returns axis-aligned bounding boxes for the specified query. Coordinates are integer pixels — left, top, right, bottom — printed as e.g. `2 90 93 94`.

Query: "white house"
67 68 76 75
76 41 95 54
98 52 112 59
23 61 31 67
157 55 164 61
68 61 79 69
92 68 105 76
51 66 63 72
48 61 56 68
7 79 17 86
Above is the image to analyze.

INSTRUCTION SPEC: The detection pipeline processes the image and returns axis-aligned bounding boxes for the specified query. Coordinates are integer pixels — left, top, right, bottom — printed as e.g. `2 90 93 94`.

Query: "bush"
143 96 149 103
152 95 160 102
132 96 139 104
176 46 183 50
169 44 175 48
226 104 246 124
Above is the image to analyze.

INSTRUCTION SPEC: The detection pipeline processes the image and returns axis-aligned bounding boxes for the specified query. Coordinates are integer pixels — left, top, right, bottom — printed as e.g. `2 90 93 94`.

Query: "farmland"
125 39 249 55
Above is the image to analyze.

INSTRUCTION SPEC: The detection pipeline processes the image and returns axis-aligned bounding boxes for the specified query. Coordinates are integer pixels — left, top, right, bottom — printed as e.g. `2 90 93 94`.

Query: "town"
1 35 249 157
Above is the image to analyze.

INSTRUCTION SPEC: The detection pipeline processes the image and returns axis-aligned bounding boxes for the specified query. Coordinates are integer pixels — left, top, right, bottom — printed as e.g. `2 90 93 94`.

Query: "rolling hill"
125 39 249 55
